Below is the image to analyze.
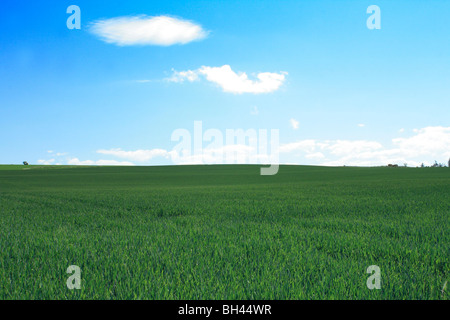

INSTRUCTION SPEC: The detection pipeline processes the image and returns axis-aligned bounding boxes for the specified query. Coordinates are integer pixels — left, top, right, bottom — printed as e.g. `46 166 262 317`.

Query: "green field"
0 165 448 299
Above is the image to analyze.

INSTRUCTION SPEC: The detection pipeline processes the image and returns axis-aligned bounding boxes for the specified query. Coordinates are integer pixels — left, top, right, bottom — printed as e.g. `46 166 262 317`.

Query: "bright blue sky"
1 0 449 166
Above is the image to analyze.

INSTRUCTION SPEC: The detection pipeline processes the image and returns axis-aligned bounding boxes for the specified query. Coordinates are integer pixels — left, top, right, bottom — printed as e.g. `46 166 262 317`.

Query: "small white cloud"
199 65 287 94
90 15 208 46
290 118 299 130
166 69 199 83
167 65 287 94
67 158 91 165
40 152 67 163
97 148 172 162
96 160 135 166
37 159 55 165
399 128 405 133
67 158 134 166
357 124 365 127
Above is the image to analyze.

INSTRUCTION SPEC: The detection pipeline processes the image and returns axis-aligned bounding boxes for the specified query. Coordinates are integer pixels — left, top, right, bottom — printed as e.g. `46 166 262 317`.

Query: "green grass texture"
0 165 448 299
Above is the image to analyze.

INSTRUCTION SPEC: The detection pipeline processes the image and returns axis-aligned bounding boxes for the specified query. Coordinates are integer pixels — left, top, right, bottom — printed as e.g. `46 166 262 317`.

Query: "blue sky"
1 0 449 167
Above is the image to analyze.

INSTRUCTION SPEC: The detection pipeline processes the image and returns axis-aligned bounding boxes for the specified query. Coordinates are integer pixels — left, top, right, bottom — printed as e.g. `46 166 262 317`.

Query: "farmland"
0 165 448 299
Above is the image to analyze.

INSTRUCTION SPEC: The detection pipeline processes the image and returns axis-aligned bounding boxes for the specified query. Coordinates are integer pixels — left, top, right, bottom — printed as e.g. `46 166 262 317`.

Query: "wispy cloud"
167 65 287 94
97 148 174 162
67 158 135 166
37 159 55 165
166 69 199 83
290 118 299 130
89 15 208 46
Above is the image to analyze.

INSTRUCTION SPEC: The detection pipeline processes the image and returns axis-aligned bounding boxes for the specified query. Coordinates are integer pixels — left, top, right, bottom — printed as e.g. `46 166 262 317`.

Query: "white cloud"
166 69 199 83
96 144 275 166
290 118 299 130
279 140 317 154
392 126 450 157
63 126 449 168
167 65 287 94
90 15 208 46
357 124 365 127
399 128 405 133
199 65 287 94
38 152 68 165
280 126 450 167
97 148 173 162
173 144 272 165
37 159 55 165
327 140 383 156
171 144 254 165
305 152 325 160
67 158 135 166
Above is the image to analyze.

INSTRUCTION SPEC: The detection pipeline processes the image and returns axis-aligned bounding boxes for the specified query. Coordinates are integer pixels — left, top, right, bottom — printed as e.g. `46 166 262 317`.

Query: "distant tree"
430 160 446 167
421 163 424 168
403 163 407 167
448 158 450 168
23 161 28 165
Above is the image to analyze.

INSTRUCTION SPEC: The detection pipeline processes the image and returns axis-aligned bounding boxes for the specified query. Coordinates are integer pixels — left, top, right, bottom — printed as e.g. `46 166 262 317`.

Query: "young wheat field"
0 165 448 299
